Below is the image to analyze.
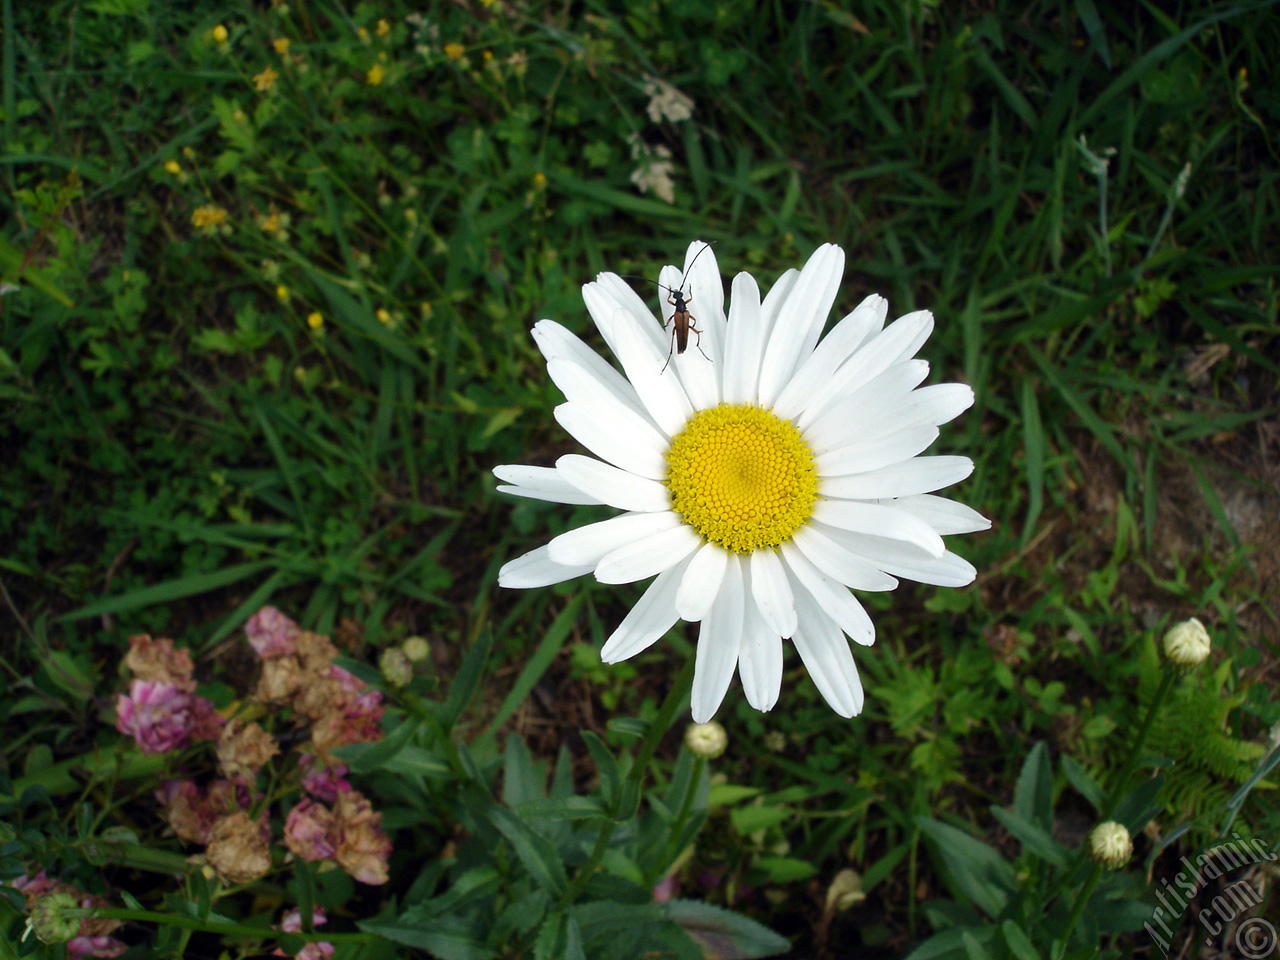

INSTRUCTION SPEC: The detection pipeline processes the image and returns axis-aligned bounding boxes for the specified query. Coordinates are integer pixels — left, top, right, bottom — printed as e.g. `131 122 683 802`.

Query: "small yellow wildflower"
253 66 278 91
260 212 282 233
376 19 390 36
273 37 290 55
532 172 546 189
366 63 385 85
444 42 465 61
376 308 392 325
357 26 369 41
480 0 498 8
276 285 290 303
164 160 182 175
191 205 229 233
307 311 324 330
211 24 229 44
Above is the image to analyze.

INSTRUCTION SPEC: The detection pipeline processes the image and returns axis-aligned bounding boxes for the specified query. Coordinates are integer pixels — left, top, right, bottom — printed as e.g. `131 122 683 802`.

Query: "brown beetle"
625 243 715 372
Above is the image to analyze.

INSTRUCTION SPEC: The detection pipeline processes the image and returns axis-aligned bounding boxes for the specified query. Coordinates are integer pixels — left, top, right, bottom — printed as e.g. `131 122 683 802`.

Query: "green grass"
1 0 1278 956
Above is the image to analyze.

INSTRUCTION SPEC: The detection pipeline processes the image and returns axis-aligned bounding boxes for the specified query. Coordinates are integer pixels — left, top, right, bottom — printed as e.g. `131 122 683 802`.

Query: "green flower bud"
379 648 413 688
31 891 80 944
402 636 431 664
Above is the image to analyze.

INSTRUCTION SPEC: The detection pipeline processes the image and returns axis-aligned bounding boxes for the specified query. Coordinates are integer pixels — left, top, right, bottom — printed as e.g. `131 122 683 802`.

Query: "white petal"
829 383 976 452
819 455 974 500
797 311 934 430
884 550 977 587
494 464 603 505
748 548 797 639
817 528 979 587
690 554 744 723
781 543 875 645
811 498 946 557
878 494 991 535
675 541 729 622
760 267 799 330
546 357 657 429
606 306 694 437
600 557 690 663
498 545 594 589
595 522 702 584
737 604 782 713
817 425 940 478
554 403 668 480
583 281 659 361
804 360 931 454
555 455 670 512
548 511 679 567
721 271 765 405
532 319 639 409
773 294 887 420
790 589 865 717
593 273 668 353
792 524 899 592
758 245 845 408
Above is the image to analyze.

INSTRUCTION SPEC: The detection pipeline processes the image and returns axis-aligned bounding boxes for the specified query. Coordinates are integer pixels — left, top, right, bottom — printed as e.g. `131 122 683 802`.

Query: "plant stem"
1054 860 1104 953
76 908 377 944
1101 668 1176 822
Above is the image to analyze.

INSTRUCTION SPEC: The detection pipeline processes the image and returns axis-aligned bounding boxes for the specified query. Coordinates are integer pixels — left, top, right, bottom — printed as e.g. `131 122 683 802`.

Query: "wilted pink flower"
298 753 351 803
68 935 127 958
272 907 335 958
283 799 339 861
156 779 252 844
115 680 193 754
311 689 384 754
188 695 226 742
333 790 391 885
329 664 365 694
279 907 327 933
124 634 195 692
246 606 301 658
10 871 57 898
652 874 679 902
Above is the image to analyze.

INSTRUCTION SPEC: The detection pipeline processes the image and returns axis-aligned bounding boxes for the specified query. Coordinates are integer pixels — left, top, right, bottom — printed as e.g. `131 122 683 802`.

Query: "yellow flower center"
665 404 818 554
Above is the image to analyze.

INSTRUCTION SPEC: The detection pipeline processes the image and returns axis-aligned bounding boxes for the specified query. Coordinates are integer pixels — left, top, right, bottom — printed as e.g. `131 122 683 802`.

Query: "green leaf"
580 730 622 812
534 912 587 960
1012 741 1053 832
441 629 493 729
731 805 791 834
56 561 274 620
755 856 817 883
488 807 569 898
503 734 545 807
1061 755 1105 811
664 899 791 959
989 807 1067 867
916 818 1014 919
359 918 495 959
1000 920 1040 960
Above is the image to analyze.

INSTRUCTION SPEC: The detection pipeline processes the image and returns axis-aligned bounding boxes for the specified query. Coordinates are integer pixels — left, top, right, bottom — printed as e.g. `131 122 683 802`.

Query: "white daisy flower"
495 241 989 723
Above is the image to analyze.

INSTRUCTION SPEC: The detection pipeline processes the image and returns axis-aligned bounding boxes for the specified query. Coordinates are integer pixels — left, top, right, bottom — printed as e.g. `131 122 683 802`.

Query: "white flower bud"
1162 617 1211 668
1089 821 1132 869
684 721 727 759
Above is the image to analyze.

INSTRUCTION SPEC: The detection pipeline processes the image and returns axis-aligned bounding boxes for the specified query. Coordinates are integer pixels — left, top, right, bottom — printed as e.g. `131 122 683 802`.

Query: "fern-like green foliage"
1133 637 1269 829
